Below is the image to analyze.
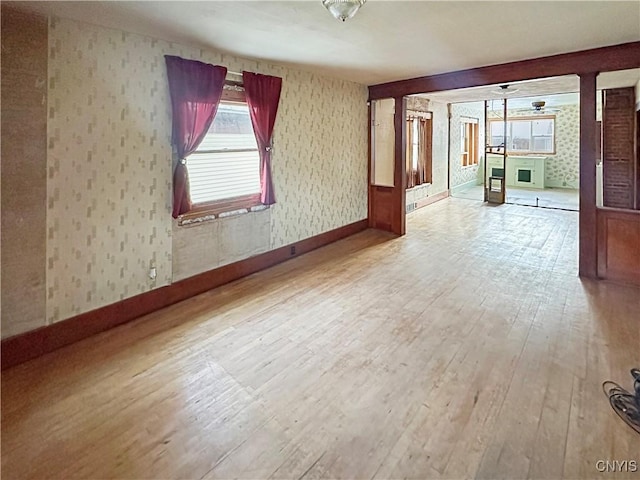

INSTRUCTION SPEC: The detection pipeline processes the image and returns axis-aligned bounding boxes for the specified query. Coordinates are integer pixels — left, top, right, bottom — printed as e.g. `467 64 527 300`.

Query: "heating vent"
406 202 417 214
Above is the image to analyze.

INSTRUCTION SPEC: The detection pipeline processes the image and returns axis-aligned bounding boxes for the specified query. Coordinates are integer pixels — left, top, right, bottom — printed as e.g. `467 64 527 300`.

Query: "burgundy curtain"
406 117 416 189
165 55 227 217
419 117 433 184
242 71 282 205
416 118 426 185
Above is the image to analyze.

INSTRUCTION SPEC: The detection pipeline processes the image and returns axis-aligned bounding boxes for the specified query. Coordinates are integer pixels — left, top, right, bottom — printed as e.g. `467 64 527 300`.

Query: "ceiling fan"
530 100 560 114
491 84 520 96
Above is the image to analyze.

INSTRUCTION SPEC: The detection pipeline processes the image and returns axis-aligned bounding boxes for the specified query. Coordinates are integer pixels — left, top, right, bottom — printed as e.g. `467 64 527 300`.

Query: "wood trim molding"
367 103 373 223
369 42 640 99
179 193 262 224
414 190 449 210
579 73 598 278
1 219 369 370
637 110 640 210
392 96 407 235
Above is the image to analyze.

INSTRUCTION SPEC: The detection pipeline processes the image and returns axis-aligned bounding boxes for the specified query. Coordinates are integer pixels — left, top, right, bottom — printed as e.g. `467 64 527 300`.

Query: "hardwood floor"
2 197 639 479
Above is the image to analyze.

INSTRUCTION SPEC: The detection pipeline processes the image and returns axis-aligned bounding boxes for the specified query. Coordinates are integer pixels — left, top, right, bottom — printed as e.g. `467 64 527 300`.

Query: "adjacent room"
402 71 640 217
2 1 639 479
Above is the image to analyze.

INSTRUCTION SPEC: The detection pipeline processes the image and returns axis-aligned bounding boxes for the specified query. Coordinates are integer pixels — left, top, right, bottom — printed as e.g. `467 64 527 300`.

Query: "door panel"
369 97 406 235
369 186 393 231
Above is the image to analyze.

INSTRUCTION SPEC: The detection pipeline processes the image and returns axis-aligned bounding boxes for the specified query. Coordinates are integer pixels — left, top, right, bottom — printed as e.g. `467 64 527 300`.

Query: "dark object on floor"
603 368 640 435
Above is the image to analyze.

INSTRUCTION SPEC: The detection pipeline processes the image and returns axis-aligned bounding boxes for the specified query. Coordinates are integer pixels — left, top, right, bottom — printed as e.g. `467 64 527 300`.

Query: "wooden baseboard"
1 219 369 370
415 190 449 210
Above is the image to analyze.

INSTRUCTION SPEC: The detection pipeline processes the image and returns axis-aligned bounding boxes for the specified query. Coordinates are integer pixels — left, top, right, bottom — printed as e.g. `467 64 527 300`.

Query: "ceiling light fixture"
530 100 560 114
532 101 546 111
491 84 520 96
322 0 366 21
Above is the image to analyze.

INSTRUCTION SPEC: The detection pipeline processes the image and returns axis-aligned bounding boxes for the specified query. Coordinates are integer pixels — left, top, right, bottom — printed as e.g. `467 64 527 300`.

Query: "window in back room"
461 117 479 167
488 116 555 155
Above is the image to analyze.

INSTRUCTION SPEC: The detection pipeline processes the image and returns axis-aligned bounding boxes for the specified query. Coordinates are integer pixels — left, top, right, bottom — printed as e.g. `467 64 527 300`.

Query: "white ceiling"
13 0 640 86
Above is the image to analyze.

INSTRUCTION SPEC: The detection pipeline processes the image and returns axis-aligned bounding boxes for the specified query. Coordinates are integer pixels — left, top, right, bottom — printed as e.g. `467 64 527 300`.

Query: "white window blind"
186 102 260 204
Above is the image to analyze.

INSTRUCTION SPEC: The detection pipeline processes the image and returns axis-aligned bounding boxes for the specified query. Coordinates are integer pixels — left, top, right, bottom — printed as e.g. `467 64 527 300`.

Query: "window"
489 116 555 155
406 113 433 189
185 90 260 212
411 119 419 170
461 118 479 166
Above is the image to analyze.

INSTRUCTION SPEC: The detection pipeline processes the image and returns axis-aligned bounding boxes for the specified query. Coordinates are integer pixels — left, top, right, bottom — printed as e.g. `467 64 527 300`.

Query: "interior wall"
405 97 448 206
0 7 48 338
431 101 449 195
2 12 368 337
450 102 485 189
488 102 579 189
46 17 174 323
172 210 271 282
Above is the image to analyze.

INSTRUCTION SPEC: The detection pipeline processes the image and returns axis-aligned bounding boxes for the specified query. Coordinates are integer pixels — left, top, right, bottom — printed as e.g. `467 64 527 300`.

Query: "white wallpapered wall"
488 103 579 189
429 101 450 195
46 17 368 324
270 67 368 247
450 102 485 189
539 104 579 188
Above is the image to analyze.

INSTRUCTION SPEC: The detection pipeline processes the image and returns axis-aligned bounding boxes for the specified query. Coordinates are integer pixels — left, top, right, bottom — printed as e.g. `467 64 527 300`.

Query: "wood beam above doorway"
369 41 640 99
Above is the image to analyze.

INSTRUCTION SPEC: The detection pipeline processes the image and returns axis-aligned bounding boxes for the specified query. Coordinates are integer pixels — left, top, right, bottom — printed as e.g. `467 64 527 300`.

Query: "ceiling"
12 0 640 86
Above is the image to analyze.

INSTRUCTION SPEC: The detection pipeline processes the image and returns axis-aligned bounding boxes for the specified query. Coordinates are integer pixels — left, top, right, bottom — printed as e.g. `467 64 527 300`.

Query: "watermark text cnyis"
595 460 638 473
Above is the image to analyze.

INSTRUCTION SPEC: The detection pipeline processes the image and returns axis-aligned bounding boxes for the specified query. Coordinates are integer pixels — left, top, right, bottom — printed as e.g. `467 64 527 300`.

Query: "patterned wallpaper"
172 210 271 282
450 102 485 188
488 103 579 189
430 101 449 195
47 18 173 323
270 69 368 248
542 104 579 188
46 17 368 324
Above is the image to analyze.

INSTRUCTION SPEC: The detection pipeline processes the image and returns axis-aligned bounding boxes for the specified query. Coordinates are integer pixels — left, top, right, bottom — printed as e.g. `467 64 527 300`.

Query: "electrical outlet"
148 267 157 280
290 246 296 255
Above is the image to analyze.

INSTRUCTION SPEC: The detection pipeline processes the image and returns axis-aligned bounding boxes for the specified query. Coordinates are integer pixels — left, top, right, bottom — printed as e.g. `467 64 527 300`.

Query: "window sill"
177 194 268 226
461 164 478 169
506 152 555 156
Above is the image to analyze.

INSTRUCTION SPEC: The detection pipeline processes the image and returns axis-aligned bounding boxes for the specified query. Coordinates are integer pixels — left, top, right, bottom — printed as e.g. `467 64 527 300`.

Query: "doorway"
438 85 585 213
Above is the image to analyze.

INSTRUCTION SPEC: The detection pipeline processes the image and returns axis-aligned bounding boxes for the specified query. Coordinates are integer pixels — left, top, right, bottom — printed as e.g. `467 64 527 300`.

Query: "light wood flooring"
2 197 639 479
452 185 580 211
